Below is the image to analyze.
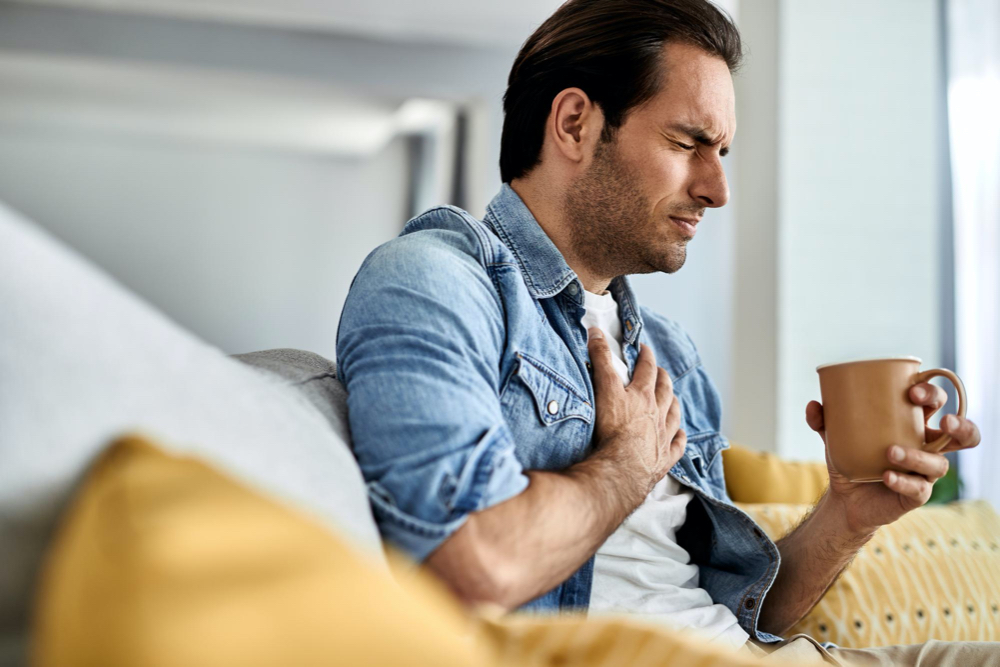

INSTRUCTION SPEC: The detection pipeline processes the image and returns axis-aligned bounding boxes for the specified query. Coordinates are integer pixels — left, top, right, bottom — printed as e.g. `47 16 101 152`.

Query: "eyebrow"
666 123 731 157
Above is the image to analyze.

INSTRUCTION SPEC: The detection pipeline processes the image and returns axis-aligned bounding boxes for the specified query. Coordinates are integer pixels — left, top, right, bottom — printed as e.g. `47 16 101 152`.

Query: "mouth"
668 216 699 238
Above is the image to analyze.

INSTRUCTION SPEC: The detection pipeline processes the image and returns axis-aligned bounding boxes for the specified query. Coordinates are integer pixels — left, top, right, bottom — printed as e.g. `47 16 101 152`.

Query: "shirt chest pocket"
500 352 594 427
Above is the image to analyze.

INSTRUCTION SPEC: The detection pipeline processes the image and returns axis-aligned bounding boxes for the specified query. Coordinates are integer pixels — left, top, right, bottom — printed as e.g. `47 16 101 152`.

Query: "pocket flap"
685 432 729 475
513 352 593 425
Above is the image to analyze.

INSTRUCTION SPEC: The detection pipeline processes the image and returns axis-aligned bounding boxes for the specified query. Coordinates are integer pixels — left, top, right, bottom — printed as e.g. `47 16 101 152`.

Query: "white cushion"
0 202 381 664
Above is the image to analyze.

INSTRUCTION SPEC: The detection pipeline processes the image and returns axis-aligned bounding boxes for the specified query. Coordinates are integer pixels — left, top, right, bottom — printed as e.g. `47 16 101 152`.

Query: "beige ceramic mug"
816 357 967 483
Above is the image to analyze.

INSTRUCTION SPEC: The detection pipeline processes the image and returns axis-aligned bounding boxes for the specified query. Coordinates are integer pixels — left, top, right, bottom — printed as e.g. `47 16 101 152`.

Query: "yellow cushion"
740 501 1000 648
723 442 828 504
32 435 488 667
33 435 784 666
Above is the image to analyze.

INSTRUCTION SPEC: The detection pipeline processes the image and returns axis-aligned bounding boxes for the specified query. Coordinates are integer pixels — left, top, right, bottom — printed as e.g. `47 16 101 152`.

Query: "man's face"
564 41 736 279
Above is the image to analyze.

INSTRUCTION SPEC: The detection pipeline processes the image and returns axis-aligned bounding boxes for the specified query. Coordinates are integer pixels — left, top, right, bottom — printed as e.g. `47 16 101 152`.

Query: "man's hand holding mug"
806 357 982 536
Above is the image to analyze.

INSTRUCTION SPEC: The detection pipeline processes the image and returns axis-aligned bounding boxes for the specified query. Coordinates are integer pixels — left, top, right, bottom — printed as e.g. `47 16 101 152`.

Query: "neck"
509 177 612 294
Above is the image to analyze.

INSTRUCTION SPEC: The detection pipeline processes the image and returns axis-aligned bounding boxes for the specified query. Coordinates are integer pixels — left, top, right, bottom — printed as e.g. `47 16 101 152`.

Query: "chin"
654 248 688 275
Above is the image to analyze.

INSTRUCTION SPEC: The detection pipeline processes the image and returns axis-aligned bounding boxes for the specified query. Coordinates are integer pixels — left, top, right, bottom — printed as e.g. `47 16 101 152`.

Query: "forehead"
634 41 736 140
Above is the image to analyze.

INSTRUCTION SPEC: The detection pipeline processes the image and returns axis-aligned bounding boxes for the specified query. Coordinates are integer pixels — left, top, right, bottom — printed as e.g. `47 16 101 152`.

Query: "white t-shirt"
582 288 749 649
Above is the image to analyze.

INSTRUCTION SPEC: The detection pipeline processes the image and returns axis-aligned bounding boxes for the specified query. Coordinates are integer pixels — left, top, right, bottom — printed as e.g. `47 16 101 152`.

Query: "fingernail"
942 415 956 431
887 471 897 484
913 386 926 399
890 446 905 462
588 328 603 340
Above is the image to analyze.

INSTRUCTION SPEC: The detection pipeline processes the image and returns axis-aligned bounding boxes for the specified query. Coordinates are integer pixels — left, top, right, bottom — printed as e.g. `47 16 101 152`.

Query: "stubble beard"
563 137 689 281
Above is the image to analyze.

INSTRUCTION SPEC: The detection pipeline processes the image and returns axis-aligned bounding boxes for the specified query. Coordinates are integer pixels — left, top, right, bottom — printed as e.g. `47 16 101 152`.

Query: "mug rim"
816 355 922 372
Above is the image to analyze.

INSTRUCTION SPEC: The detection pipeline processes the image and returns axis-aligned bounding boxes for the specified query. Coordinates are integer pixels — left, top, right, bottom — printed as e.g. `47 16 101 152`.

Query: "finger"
805 401 825 433
940 414 981 449
884 470 933 505
887 445 949 482
664 393 682 433
671 428 687 452
909 383 948 419
629 343 658 388
654 367 674 412
587 328 620 392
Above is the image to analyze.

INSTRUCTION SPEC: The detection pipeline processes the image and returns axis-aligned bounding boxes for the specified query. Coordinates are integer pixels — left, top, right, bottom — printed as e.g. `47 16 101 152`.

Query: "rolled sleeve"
337 224 530 561
367 424 528 561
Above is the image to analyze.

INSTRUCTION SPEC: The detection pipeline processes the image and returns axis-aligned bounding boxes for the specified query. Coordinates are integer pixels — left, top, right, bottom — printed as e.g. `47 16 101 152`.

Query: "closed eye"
674 141 695 150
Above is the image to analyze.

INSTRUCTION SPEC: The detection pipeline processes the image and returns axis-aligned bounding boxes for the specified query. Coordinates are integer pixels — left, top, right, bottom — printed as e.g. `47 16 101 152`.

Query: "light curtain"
947 0 1000 507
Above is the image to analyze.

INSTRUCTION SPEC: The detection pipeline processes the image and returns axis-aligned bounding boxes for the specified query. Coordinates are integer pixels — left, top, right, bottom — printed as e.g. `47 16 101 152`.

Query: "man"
336 0 991 663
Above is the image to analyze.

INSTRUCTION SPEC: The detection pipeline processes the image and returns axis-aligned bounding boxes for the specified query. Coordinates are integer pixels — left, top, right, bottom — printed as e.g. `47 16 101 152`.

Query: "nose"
690 157 730 208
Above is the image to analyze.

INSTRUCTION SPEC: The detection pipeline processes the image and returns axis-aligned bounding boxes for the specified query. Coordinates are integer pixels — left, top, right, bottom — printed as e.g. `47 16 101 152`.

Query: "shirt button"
567 283 579 295
744 598 756 610
547 400 559 415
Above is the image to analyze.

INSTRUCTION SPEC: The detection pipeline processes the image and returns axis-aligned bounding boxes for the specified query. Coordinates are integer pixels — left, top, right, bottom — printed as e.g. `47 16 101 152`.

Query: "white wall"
730 0 779 453
0 3 511 358
777 0 943 460
0 3 514 215
0 129 409 359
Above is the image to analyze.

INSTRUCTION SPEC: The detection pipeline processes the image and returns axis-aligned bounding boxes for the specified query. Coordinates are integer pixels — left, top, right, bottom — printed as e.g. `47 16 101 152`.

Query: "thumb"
587 328 617 389
805 401 827 441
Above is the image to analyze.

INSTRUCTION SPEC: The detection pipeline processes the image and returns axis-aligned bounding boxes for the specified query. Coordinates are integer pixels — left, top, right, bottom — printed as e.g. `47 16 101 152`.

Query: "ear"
547 87 604 167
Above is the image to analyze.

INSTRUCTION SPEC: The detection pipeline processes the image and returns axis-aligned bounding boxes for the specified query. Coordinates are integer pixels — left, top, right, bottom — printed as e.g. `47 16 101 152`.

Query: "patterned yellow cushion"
739 501 1000 648
723 442 828 504
33 435 783 666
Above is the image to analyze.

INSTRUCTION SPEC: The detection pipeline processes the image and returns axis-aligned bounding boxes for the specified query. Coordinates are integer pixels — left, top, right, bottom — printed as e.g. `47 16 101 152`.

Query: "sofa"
2 200 997 666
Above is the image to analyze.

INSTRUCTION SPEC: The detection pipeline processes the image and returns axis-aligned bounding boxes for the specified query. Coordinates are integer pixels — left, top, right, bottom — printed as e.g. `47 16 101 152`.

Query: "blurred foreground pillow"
32 435 485 667
741 501 1000 648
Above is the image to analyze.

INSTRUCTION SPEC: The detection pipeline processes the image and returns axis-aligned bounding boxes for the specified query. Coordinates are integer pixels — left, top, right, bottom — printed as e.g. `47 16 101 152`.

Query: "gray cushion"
0 202 381 666
232 349 353 446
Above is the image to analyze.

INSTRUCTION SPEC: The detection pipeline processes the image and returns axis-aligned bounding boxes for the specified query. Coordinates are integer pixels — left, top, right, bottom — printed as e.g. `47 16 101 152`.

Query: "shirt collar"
484 183 577 299
484 183 644 346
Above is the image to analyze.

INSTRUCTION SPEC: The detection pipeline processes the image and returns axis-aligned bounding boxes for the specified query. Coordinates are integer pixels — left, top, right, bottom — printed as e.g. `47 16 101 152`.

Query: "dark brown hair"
500 0 743 183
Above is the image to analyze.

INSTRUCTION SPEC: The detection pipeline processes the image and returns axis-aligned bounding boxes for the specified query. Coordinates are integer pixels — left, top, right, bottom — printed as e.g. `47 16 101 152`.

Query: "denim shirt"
336 183 784 643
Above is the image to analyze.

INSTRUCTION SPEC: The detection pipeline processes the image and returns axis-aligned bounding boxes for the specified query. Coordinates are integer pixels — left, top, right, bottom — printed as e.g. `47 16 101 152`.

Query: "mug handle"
913 368 968 453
